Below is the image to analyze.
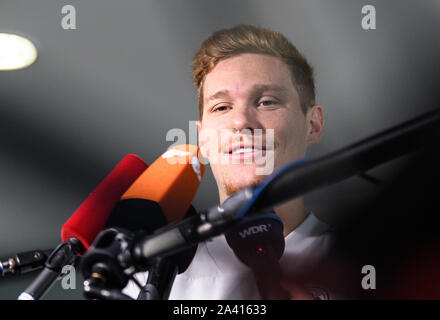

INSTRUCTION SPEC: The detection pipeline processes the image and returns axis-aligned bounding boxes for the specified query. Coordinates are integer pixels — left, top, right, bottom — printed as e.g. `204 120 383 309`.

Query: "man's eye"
258 100 278 107
212 106 229 112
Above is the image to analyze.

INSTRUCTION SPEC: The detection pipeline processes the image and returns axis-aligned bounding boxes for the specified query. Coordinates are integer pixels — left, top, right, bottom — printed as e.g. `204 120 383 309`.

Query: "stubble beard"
221 168 267 199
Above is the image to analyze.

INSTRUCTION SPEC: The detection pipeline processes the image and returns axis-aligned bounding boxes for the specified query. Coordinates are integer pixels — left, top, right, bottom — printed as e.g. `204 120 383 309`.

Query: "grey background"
0 0 439 299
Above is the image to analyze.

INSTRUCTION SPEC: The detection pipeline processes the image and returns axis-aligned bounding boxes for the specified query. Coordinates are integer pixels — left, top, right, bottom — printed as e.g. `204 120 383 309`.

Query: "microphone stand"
137 257 178 300
137 206 199 300
18 238 84 300
252 254 290 300
1 249 53 277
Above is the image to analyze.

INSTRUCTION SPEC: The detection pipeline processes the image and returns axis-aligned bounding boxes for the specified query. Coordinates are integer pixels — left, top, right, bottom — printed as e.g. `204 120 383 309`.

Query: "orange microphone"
106 144 205 231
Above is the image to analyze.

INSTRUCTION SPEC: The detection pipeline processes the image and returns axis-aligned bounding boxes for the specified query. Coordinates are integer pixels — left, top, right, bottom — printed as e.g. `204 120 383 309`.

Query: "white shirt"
123 212 333 300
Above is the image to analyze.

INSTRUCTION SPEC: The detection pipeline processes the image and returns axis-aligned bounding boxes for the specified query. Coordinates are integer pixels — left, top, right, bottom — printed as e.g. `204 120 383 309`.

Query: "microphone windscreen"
61 154 148 249
225 212 285 268
104 201 198 274
121 144 205 224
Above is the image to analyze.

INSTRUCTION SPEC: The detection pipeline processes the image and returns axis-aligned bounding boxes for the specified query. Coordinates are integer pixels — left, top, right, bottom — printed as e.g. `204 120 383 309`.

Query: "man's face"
197 53 315 200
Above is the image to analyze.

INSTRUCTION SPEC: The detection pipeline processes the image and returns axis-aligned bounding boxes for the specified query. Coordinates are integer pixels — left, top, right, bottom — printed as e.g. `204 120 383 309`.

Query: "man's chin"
222 170 267 198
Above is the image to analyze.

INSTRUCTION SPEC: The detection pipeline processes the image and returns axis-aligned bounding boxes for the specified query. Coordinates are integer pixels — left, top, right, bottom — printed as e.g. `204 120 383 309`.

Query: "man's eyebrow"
206 90 231 102
251 84 289 94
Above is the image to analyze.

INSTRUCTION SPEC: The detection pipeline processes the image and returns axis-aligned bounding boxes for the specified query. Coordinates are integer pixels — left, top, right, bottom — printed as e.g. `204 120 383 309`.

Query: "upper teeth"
231 147 256 154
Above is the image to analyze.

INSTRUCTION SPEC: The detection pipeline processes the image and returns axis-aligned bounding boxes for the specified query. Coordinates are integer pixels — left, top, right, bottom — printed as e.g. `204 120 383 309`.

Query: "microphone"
105 144 204 234
1 249 53 277
18 154 148 300
61 154 149 249
81 144 205 300
120 144 204 224
224 210 289 299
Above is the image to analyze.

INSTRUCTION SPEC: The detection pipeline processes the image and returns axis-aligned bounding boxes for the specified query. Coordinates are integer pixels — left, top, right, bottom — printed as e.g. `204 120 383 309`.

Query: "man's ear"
306 105 324 146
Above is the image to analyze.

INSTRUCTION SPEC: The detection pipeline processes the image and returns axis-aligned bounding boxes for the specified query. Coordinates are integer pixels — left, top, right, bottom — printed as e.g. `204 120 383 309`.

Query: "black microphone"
80 202 199 300
80 200 172 299
224 211 290 299
136 205 198 300
1 249 53 277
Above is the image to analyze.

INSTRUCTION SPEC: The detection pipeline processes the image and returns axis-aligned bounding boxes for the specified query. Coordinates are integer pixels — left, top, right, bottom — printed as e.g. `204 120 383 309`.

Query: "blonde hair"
192 24 316 119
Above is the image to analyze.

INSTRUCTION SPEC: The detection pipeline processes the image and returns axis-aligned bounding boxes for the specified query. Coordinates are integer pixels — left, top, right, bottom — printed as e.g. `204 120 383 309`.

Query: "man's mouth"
230 147 259 154
224 142 269 161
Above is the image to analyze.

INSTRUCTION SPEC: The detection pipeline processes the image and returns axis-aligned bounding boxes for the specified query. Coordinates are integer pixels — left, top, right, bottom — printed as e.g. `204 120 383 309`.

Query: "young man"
125 24 333 300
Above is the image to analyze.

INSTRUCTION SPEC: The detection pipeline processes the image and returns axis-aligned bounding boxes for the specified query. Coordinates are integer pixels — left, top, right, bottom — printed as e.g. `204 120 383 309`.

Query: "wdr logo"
239 224 271 239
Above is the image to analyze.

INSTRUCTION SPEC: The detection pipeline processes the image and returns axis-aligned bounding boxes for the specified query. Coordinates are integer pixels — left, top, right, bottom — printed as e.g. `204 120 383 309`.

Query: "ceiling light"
0 33 38 70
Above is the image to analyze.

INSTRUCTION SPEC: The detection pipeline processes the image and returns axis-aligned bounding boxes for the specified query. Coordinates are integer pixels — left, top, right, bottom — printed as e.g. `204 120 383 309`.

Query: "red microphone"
61 154 148 250
18 154 148 300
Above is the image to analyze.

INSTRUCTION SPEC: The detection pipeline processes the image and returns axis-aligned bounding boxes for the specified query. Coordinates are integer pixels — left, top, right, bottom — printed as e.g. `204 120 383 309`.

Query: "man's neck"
219 190 308 237
274 198 308 237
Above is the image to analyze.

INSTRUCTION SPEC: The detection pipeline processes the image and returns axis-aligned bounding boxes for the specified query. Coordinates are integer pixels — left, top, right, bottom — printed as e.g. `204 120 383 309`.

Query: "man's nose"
227 105 260 132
